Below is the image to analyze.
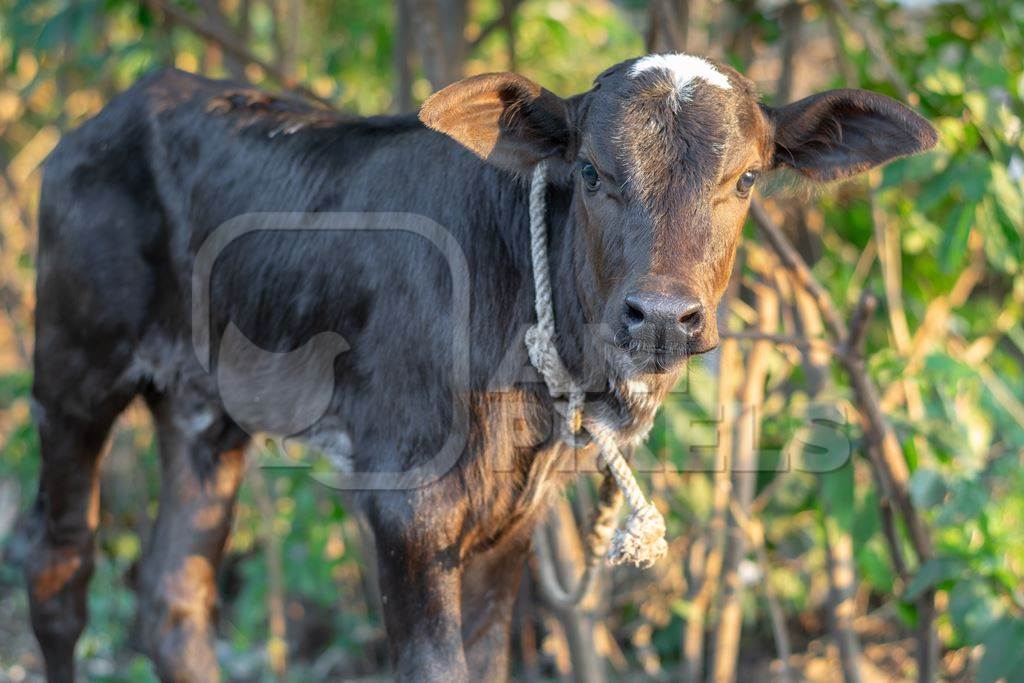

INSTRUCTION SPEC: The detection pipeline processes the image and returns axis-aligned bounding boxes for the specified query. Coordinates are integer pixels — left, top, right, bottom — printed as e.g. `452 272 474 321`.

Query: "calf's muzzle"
620 290 713 356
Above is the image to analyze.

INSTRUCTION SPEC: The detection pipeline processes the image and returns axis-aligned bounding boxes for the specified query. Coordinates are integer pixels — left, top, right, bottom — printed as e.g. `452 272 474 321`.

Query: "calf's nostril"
677 301 704 334
623 297 646 328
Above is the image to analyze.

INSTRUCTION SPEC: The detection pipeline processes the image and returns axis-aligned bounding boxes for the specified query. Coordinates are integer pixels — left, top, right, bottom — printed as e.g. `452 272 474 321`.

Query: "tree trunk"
646 0 689 52
198 0 247 80
394 0 414 111
823 514 863 683
411 0 467 89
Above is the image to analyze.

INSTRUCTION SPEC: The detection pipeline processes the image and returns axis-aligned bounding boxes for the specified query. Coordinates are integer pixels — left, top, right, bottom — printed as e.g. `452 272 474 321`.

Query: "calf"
24 54 935 682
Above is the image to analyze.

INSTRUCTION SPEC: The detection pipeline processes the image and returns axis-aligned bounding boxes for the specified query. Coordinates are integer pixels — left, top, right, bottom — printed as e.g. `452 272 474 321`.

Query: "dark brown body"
22 67 604 683
22 56 935 682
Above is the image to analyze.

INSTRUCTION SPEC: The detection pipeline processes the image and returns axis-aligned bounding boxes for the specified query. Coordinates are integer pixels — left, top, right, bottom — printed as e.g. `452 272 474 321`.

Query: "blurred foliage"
1 0 1023 680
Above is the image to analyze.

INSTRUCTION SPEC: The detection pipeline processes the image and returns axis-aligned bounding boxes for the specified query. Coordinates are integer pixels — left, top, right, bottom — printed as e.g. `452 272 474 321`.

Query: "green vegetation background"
0 0 1022 680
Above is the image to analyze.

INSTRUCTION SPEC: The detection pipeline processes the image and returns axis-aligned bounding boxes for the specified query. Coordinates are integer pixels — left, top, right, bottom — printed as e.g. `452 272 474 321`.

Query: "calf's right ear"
419 72 574 173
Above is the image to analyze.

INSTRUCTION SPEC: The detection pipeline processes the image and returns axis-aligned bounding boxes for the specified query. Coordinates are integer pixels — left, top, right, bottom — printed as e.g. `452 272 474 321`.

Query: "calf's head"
420 54 936 378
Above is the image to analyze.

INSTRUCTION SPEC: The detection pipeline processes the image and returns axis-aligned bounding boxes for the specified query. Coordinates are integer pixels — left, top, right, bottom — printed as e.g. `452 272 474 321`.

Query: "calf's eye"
736 170 759 197
581 162 600 192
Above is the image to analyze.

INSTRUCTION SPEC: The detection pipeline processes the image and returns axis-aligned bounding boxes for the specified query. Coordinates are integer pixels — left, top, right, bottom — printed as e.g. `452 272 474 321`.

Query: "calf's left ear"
765 89 938 182
419 72 573 173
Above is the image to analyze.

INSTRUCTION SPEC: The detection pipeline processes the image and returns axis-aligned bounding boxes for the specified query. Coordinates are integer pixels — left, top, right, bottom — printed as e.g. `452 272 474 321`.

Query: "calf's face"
420 54 936 376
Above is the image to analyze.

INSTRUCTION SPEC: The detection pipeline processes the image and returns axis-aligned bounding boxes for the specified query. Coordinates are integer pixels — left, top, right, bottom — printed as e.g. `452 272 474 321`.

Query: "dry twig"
752 200 938 682
250 467 289 680
144 0 332 107
729 500 795 683
711 282 777 683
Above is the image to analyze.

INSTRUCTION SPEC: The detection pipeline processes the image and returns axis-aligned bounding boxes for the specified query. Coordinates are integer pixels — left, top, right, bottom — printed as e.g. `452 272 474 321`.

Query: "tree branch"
720 330 836 353
750 200 849 340
729 500 795 683
751 198 936 682
144 0 333 107
826 0 913 102
468 0 524 52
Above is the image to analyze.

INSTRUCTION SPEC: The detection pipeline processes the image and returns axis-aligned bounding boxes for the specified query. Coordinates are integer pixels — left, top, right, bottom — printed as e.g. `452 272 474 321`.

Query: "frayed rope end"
606 503 668 569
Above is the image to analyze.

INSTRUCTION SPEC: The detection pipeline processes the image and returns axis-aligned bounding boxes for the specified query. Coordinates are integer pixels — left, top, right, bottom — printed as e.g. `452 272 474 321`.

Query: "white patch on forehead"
628 53 732 106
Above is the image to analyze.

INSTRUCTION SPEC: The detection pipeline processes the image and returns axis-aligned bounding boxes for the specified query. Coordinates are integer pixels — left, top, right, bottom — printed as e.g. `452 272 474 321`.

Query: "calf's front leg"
369 491 468 682
461 533 532 683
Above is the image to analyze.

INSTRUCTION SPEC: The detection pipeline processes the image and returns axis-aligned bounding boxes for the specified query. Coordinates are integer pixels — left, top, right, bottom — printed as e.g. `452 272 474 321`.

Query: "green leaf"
955 154 994 204
895 600 919 628
910 468 948 508
939 201 975 272
937 479 989 526
966 40 1010 90
978 617 1024 683
990 163 1024 230
905 557 967 601
920 63 964 96
923 353 974 383
881 147 948 188
853 490 882 546
949 580 1001 644
857 542 895 592
0 371 32 406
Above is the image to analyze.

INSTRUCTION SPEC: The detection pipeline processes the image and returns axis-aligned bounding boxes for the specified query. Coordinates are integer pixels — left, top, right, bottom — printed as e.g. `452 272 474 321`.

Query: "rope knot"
607 503 668 569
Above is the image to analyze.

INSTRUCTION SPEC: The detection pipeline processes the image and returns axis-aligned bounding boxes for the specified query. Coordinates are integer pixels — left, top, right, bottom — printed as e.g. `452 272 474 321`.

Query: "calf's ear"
765 89 938 182
419 72 573 173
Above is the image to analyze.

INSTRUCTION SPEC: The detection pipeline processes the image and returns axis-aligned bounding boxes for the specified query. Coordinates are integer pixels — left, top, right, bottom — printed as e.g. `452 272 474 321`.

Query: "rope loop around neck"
525 159 668 575
524 160 584 439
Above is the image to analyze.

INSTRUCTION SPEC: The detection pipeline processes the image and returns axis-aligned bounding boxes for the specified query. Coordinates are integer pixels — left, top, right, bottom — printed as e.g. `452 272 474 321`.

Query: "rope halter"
524 160 668 570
